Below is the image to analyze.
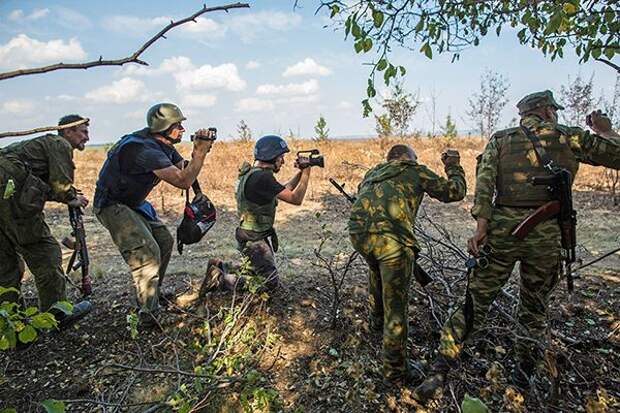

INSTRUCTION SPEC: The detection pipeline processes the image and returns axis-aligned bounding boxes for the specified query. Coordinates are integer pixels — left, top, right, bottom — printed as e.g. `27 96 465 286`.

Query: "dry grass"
74 136 612 212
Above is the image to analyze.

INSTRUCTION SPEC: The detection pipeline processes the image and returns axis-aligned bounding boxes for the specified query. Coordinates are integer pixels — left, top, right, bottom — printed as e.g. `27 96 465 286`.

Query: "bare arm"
277 168 311 205
154 140 211 189
284 170 303 190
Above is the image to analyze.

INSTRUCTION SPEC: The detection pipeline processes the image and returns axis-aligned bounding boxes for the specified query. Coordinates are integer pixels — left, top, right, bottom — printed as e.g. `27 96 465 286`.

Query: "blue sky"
0 0 617 145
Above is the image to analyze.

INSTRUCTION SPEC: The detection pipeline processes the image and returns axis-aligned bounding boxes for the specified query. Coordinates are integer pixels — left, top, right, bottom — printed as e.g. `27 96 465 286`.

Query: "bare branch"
0 118 89 139
0 3 250 81
596 58 620 74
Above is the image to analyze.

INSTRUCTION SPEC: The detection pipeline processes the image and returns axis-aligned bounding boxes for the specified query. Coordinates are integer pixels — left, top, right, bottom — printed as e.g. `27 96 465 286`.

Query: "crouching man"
93 103 214 325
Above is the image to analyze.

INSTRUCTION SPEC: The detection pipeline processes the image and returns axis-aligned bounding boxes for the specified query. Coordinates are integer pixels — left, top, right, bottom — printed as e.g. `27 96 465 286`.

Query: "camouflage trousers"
0 166 66 310
95 204 173 315
439 206 561 364
350 233 414 380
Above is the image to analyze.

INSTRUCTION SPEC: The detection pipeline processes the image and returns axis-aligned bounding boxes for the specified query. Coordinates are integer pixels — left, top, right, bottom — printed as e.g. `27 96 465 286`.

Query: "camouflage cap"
516 90 565 114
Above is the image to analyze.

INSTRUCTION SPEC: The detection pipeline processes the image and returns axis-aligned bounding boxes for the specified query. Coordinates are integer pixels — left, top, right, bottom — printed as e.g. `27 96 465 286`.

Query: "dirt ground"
1 139 619 412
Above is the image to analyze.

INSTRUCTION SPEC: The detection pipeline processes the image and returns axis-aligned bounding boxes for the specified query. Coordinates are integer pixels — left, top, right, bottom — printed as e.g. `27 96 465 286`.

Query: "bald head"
386 144 417 162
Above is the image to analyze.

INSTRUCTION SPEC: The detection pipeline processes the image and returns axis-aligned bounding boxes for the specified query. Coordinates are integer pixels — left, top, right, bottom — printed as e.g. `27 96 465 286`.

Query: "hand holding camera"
441 148 460 166
191 127 217 154
296 149 325 169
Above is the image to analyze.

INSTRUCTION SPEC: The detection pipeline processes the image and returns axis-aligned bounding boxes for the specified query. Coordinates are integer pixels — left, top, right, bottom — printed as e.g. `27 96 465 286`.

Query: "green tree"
441 113 457 139
382 82 421 137
314 115 330 142
466 70 510 139
375 113 393 139
559 74 599 125
321 1 620 114
237 119 253 142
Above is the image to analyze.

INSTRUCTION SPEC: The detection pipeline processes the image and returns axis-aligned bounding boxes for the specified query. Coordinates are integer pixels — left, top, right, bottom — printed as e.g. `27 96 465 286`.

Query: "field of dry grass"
72 137 614 212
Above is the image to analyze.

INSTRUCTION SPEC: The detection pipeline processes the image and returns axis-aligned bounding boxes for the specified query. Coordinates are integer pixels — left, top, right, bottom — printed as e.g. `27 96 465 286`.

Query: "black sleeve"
244 170 285 205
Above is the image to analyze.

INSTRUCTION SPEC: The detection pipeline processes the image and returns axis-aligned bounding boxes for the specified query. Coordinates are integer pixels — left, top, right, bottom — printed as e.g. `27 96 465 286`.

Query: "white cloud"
175 63 246 92
0 34 87 70
256 79 319 96
338 100 353 109
120 56 195 77
281 95 320 104
236 98 274 112
245 60 261 70
85 77 147 104
283 58 331 77
104 15 171 36
181 17 223 34
8 10 24 21
181 94 217 108
56 7 92 30
2 100 35 115
29 8 50 20
229 11 302 43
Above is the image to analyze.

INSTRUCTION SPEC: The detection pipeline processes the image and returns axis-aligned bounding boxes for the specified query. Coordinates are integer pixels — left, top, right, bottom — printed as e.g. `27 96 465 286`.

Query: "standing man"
415 91 620 402
0 115 92 325
348 144 466 383
222 135 314 291
94 103 214 325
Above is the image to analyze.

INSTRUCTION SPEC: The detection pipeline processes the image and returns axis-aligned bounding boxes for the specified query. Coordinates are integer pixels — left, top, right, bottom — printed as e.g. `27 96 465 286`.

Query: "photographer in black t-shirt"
214 135 313 291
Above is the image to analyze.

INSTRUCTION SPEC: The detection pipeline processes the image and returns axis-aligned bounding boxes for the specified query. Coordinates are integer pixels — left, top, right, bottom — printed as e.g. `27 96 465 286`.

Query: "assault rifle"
329 178 433 287
63 206 92 296
511 167 577 291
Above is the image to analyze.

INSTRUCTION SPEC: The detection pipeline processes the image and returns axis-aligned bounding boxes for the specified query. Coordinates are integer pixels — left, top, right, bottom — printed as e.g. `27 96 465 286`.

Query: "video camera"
190 127 217 142
297 149 325 169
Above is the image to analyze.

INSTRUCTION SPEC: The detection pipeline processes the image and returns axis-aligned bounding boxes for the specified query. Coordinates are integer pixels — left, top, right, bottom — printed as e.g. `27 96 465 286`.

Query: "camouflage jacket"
472 115 620 220
0 134 77 203
348 160 466 247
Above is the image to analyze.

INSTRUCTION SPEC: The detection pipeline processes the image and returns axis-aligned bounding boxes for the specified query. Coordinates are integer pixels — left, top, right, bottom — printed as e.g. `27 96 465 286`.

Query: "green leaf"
398 66 406 76
376 58 388 71
367 84 376 98
363 38 373 52
0 286 19 298
18 325 37 343
0 408 18 413
31 313 58 329
41 400 66 413
50 301 73 315
461 394 489 413
362 99 372 118
420 42 433 59
328 348 339 357
351 21 361 38
372 10 384 28
604 47 616 60
354 40 364 53
24 307 38 317
545 12 563 34
0 335 10 350
330 5 340 18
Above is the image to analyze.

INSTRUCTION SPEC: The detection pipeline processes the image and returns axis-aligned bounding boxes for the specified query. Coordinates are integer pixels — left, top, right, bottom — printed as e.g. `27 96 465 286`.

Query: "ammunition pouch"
18 171 50 215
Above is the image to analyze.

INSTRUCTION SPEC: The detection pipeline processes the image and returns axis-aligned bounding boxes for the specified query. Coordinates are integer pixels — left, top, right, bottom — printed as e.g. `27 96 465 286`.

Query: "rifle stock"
511 201 561 240
68 206 92 296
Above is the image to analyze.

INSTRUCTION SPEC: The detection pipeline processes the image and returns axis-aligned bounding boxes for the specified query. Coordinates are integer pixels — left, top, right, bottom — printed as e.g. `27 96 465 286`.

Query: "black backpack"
177 180 216 254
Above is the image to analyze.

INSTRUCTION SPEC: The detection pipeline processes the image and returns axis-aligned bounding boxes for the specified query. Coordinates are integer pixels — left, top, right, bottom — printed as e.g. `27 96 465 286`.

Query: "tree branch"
596 58 620 74
0 3 250 81
0 118 89 139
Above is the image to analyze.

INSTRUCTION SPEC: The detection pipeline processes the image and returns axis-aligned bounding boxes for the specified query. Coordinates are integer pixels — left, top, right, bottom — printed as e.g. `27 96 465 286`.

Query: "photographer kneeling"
94 103 215 326
213 135 320 292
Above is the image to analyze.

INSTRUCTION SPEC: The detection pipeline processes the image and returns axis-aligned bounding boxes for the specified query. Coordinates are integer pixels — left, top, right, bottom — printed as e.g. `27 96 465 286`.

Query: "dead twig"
0 118 89 139
0 3 250 81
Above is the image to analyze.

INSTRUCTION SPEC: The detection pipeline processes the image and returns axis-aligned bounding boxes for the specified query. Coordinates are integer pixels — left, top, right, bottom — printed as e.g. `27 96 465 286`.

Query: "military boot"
53 300 93 329
384 361 425 386
413 355 455 403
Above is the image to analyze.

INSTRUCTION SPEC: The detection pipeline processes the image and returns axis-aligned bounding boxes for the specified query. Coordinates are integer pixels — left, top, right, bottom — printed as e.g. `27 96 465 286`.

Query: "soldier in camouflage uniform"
0 115 92 324
94 103 214 325
349 144 466 383
414 91 620 401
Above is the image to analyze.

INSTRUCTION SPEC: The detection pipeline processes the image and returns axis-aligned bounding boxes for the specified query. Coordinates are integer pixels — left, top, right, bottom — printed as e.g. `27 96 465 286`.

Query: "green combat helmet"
516 90 565 115
147 103 186 133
